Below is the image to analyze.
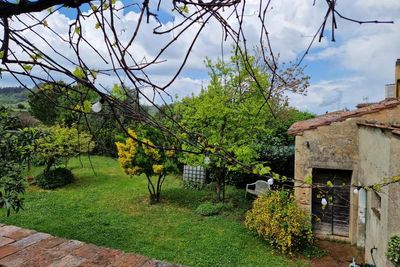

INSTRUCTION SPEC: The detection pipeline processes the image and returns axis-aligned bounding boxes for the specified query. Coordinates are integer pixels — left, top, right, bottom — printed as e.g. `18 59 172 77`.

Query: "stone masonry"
0 224 182 267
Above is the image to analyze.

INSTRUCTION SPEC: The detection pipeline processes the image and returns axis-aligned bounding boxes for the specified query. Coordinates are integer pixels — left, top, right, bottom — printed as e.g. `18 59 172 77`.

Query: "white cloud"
287 75 388 114
1 1 399 115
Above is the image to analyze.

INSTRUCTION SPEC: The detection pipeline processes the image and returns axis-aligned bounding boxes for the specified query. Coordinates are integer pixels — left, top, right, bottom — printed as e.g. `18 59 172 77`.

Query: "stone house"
357 122 400 266
288 60 400 266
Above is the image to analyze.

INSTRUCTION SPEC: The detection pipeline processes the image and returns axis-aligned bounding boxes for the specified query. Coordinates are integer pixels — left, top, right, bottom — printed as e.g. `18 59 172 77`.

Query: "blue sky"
2 0 400 115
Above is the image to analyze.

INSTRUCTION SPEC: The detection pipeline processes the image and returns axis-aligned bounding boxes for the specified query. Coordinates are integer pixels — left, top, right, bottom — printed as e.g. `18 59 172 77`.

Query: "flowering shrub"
116 129 177 203
245 190 313 254
387 236 400 266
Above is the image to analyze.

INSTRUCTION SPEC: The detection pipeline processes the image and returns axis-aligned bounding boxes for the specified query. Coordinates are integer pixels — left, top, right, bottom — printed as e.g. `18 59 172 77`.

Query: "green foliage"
301 244 326 259
175 52 273 199
183 180 203 190
74 27 81 35
0 106 36 215
174 50 312 198
304 175 313 185
176 53 271 168
387 235 400 266
73 67 85 79
28 82 143 157
326 180 334 188
111 84 127 101
116 128 178 203
245 190 313 254
22 64 33 72
195 201 224 216
28 82 97 126
35 168 74 189
0 86 28 110
17 103 26 109
36 125 94 174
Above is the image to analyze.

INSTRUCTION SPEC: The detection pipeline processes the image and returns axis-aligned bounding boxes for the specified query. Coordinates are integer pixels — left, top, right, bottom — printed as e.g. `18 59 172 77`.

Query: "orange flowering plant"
116 128 178 203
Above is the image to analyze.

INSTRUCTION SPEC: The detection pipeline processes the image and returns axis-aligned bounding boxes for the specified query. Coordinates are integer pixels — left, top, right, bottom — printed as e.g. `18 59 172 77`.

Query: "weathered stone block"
0 245 18 259
0 236 15 247
11 232 51 249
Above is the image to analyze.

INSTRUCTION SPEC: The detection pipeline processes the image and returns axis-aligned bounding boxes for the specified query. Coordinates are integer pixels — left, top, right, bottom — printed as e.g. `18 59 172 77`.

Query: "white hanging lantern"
321 198 328 206
353 188 359 194
92 101 103 113
204 156 210 165
267 178 274 186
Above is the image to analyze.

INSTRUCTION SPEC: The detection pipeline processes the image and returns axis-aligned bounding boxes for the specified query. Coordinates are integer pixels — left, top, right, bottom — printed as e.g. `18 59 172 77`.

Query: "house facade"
358 123 400 267
288 60 400 265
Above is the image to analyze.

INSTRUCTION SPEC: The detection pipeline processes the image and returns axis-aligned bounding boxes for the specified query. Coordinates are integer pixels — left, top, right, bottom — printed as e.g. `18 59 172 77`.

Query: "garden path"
0 224 182 267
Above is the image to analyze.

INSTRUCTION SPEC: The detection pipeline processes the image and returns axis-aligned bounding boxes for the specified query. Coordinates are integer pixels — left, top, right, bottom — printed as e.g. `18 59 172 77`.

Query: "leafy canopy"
29 82 97 126
175 53 275 170
36 125 95 174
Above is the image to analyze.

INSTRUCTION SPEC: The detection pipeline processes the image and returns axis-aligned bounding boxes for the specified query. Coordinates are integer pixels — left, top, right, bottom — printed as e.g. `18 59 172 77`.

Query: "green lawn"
0 156 306 267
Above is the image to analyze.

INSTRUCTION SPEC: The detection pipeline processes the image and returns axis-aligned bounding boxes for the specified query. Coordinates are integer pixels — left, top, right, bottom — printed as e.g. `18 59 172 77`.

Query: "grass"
0 156 307 267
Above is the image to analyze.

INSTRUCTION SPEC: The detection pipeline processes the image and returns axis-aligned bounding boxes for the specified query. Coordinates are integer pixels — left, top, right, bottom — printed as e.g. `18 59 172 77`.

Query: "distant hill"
0 86 27 95
0 86 30 110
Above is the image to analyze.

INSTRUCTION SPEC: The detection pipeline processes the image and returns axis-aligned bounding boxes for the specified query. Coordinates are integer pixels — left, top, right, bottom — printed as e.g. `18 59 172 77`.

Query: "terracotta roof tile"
357 121 400 136
288 98 400 136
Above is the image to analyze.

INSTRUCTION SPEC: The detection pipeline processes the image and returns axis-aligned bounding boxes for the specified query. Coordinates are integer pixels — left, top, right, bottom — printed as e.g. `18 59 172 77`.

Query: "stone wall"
293 105 400 244
358 126 400 267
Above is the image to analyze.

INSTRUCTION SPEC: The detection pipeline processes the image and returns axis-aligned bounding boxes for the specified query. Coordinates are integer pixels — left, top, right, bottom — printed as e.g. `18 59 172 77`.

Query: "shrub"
245 190 313 254
387 235 400 266
35 168 74 189
183 180 203 190
17 103 26 109
36 125 94 174
195 201 224 216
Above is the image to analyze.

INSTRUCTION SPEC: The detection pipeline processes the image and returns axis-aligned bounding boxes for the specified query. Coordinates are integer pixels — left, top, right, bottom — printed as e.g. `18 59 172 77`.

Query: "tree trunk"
145 173 166 204
146 174 158 204
215 167 227 202
44 157 55 175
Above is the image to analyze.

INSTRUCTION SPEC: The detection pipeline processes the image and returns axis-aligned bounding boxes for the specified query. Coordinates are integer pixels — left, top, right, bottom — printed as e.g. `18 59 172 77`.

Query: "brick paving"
0 224 182 267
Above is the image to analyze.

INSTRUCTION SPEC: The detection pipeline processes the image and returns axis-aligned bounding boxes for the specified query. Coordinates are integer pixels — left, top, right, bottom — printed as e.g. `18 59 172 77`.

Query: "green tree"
175 54 270 200
29 82 97 126
36 125 95 175
175 52 309 200
29 82 143 158
116 128 178 203
0 106 36 215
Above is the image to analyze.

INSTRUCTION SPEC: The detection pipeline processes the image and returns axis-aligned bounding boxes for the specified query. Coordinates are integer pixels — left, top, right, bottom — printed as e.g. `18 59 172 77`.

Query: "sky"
1 0 400 115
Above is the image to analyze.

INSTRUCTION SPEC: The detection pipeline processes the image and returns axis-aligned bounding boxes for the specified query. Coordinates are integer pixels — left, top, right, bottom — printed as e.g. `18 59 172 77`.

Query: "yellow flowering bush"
245 190 313 254
165 149 175 158
142 138 161 160
152 164 164 175
115 129 138 174
115 128 177 203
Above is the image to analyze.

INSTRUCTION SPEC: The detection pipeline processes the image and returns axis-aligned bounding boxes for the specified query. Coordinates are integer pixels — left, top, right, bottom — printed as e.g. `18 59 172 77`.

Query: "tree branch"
0 0 92 18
